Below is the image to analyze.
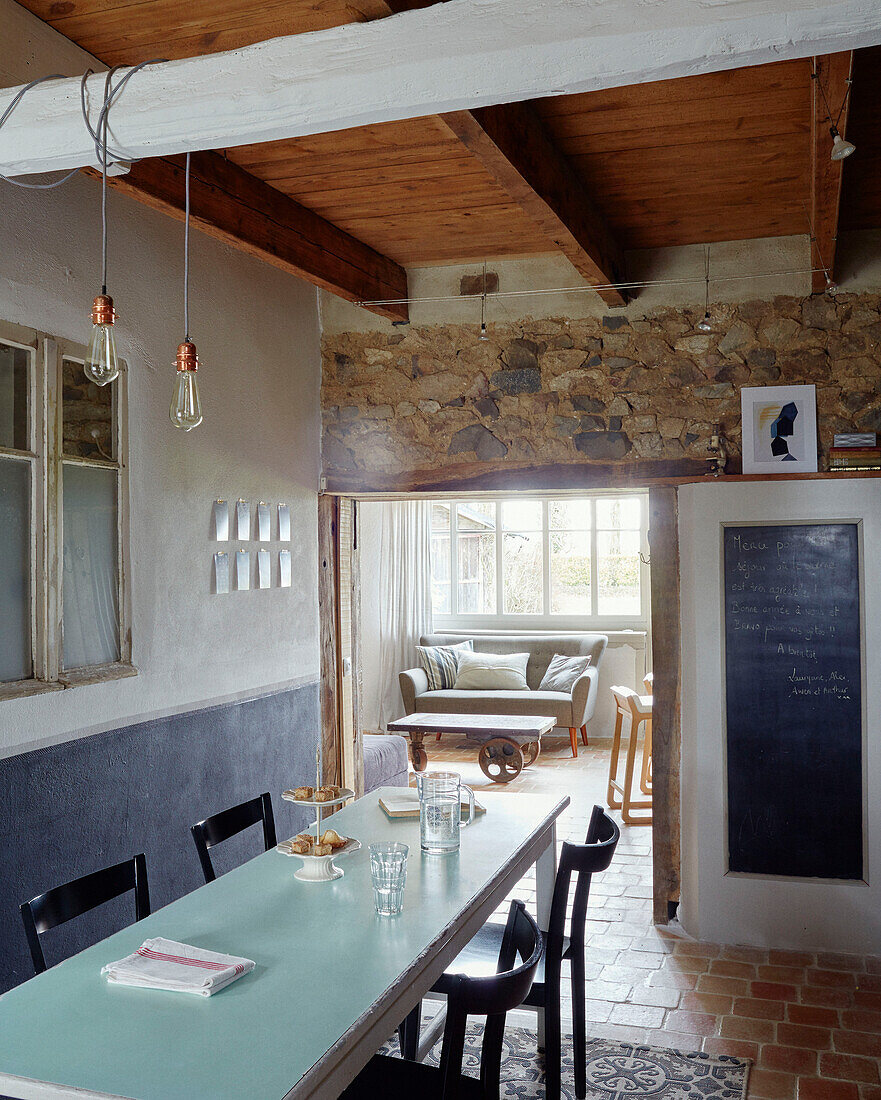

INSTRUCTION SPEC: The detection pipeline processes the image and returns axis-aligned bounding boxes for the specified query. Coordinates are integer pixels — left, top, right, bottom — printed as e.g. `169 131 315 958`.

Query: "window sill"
0 662 138 701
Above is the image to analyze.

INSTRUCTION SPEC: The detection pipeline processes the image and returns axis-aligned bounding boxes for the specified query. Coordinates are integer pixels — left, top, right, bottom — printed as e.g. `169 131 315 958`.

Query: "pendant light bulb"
830 127 855 161
697 312 712 333
169 341 202 431
85 294 120 385
479 321 489 341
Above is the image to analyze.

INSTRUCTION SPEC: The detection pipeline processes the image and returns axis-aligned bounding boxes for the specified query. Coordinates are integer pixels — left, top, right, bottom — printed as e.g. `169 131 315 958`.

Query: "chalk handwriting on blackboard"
723 523 862 881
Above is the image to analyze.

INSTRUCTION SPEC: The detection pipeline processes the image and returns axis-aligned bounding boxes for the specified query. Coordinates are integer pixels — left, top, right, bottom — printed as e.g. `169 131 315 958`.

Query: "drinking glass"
369 842 409 916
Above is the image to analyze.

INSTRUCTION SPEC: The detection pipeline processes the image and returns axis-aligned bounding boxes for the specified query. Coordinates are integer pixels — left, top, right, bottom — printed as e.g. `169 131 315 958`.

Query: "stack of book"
829 433 881 471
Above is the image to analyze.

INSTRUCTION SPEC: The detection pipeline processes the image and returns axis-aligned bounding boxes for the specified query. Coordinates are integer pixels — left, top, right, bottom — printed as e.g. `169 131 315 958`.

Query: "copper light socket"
175 341 199 372
91 294 116 326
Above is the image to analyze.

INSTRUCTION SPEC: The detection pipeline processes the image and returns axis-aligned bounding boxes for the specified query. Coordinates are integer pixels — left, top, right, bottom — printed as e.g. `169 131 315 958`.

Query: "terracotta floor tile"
608 1003 666 1028
703 1036 759 1060
680 991 734 1015
808 969 860 989
747 1066 797 1098
776 1023 833 1050
752 981 799 1002
697 975 751 996
797 1080 859 1099
759 1045 818 1075
819 1053 881 1084
734 998 787 1021
720 1015 777 1043
768 951 815 968
834 1032 881 1058
843 1011 881 1035
758 966 808 985
711 959 758 979
663 1010 719 1037
787 1005 840 1028
801 987 855 1009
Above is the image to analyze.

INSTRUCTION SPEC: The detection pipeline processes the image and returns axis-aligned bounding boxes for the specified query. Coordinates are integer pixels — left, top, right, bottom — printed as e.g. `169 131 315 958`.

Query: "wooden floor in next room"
428 733 881 1100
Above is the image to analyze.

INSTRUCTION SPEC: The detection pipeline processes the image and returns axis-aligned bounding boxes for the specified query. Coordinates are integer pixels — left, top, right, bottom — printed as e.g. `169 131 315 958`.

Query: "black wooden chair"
190 792 277 883
430 805 620 1100
20 853 150 975
345 899 542 1100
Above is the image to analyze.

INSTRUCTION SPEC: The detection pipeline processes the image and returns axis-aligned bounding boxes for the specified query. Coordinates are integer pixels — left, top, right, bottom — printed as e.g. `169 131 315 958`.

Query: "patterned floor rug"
382 1025 751 1099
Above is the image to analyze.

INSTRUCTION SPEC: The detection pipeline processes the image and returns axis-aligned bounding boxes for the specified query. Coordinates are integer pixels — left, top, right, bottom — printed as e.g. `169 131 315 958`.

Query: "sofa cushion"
363 734 409 794
538 653 592 692
414 689 573 726
420 633 607 690
454 651 530 690
416 639 474 690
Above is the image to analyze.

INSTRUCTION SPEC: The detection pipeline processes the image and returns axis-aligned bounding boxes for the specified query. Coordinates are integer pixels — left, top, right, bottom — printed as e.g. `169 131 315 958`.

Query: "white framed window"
0 320 132 699
430 492 649 631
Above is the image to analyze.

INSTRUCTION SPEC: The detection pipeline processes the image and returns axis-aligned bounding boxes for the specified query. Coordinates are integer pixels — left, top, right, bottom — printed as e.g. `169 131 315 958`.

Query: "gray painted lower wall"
0 683 319 992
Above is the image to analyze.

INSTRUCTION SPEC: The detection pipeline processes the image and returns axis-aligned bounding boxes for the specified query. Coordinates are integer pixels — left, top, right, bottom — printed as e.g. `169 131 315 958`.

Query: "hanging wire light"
478 260 490 340
84 71 120 385
169 153 203 431
812 65 856 161
697 245 712 332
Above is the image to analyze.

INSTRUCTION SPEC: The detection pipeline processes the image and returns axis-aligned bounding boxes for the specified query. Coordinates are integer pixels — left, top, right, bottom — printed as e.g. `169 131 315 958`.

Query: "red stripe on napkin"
137 946 245 975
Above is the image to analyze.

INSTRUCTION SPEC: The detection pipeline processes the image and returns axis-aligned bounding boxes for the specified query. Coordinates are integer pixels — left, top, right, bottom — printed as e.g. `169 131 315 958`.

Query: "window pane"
431 501 450 531
598 529 641 615
431 532 451 615
456 501 495 532
62 463 120 669
549 498 591 529
503 531 542 614
596 496 641 530
501 499 541 530
62 358 116 460
457 533 495 613
0 457 32 681
550 532 592 615
0 342 29 451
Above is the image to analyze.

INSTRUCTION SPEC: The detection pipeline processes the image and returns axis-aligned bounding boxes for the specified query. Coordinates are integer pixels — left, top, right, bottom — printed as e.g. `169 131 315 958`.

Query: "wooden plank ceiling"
13 0 879 292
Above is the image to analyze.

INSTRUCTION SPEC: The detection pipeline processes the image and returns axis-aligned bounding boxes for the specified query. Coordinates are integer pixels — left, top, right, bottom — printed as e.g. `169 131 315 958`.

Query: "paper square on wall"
214 551 229 594
279 550 291 588
236 500 251 540
214 500 229 541
278 503 291 542
258 549 270 589
257 502 270 542
236 549 250 591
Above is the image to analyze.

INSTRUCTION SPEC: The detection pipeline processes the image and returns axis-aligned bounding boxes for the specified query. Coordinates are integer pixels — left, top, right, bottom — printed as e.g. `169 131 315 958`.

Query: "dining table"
0 787 569 1100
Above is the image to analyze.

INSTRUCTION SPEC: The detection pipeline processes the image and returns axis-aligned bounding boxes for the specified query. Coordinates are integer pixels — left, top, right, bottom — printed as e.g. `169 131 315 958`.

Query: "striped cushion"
416 640 474 691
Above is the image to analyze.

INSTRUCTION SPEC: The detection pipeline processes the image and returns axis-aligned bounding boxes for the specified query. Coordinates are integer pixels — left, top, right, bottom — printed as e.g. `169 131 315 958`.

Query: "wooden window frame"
0 320 134 701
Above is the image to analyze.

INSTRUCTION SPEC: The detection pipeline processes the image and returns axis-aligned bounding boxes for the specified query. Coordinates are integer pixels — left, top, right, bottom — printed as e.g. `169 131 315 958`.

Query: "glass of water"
369 842 409 916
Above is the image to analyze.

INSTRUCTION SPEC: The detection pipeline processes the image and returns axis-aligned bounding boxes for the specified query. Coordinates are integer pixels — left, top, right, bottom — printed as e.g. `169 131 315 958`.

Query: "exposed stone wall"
321 293 881 477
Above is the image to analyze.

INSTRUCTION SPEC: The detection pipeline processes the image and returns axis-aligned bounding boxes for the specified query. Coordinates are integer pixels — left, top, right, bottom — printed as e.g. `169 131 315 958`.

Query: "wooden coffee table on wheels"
387 713 557 784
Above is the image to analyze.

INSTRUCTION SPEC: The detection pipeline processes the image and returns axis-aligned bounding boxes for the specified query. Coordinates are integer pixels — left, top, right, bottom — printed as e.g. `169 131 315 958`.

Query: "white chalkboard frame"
719 518 868 885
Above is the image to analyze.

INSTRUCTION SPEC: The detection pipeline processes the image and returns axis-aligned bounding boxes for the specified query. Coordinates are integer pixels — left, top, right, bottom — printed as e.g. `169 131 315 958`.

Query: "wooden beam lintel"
809 51 854 294
96 152 409 322
440 103 627 307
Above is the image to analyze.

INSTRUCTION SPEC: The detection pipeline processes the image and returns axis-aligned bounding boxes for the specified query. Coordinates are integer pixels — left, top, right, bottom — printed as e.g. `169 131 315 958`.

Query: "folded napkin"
102 937 255 997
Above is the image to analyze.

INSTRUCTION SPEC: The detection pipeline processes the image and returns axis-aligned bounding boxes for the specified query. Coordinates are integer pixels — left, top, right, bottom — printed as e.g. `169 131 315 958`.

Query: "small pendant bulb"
85 295 120 385
169 342 202 431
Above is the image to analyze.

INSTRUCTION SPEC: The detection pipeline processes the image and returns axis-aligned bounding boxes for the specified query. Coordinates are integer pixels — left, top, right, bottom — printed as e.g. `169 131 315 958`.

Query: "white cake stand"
275 837 361 882
280 787 357 882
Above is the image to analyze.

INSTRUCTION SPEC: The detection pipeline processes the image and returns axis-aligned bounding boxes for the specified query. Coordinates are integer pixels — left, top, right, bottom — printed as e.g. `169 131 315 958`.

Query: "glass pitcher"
416 771 476 854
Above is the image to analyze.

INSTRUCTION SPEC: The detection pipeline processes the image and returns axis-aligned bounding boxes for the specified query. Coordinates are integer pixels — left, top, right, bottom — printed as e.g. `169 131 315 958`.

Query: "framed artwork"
740 384 818 474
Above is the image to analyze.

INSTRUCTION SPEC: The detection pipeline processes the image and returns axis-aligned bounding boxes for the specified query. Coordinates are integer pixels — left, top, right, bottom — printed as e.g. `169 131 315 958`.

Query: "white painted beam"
1 0 880 177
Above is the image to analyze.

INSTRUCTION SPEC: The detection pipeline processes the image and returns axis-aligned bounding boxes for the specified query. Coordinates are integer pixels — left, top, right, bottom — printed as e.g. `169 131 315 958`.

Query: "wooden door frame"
320 486 683 923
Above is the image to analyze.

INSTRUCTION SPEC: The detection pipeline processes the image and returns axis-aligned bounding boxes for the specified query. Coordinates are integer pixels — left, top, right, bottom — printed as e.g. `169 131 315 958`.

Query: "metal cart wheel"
478 738 524 784
522 741 541 767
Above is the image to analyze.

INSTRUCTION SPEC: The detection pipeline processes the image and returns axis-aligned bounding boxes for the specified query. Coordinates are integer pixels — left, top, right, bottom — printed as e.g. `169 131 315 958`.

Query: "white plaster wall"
0 173 321 757
678 479 881 952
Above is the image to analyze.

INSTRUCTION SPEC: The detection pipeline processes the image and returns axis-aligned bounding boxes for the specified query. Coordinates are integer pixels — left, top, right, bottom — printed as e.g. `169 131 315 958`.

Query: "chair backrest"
611 684 650 719
20 853 150 975
546 806 620 967
643 671 654 694
439 899 543 1099
191 792 277 883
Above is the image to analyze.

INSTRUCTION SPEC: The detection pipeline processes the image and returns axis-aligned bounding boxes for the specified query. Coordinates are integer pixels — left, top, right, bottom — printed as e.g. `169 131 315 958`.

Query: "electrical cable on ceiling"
0 59 165 190
354 266 830 309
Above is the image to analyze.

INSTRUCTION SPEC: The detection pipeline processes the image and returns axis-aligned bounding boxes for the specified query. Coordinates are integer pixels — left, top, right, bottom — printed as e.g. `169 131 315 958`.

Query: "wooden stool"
640 673 654 794
608 686 653 825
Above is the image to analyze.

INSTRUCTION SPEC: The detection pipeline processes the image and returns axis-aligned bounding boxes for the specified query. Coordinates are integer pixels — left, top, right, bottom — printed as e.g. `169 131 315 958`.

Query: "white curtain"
377 500 434 730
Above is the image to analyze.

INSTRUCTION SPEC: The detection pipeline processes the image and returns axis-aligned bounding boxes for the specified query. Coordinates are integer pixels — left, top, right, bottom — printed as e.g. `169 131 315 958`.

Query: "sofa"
362 733 410 793
399 633 608 757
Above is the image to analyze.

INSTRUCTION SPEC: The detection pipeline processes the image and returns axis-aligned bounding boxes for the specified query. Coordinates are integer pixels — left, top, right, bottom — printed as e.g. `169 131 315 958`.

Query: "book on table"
379 789 487 819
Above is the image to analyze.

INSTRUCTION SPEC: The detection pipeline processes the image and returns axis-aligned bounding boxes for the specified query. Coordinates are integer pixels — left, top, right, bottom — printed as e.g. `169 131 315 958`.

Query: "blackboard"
723 523 863 880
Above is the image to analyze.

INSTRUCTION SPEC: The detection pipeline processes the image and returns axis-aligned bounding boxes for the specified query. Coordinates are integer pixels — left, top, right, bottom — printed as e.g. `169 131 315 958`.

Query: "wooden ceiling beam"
440 103 627 307
1 0 408 320
810 51 854 293
99 152 409 320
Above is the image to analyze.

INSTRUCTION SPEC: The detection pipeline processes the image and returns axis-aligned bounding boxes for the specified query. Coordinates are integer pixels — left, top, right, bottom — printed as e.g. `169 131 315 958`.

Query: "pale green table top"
0 789 567 1100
